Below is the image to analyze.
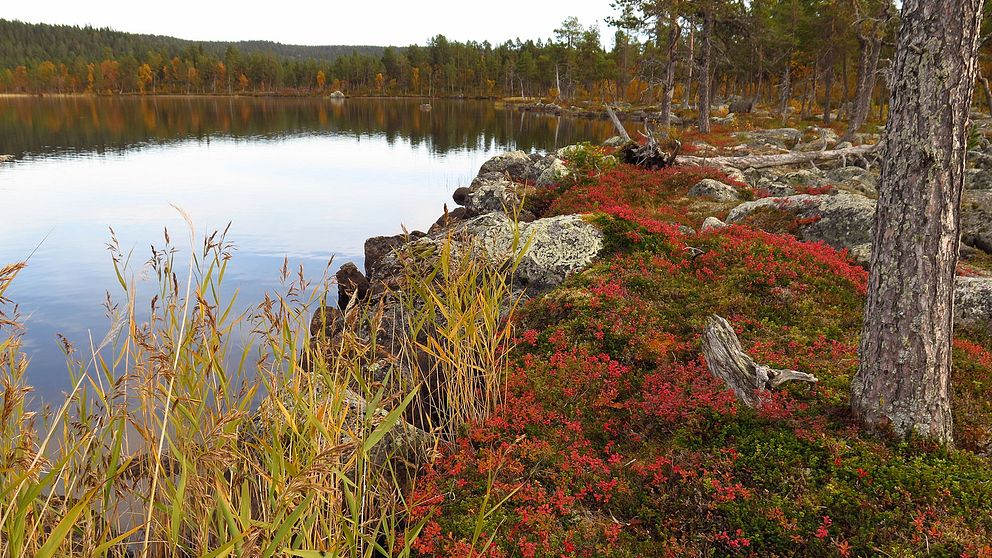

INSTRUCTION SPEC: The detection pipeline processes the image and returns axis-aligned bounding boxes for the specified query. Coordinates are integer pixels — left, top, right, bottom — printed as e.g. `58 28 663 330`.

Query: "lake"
0 96 619 401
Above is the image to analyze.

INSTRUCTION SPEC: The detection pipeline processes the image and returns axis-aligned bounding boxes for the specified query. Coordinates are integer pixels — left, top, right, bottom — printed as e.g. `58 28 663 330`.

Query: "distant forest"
4 4 991 114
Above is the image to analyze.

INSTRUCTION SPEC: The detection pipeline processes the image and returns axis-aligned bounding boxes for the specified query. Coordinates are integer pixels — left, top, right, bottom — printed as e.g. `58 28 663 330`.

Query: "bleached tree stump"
702 315 818 407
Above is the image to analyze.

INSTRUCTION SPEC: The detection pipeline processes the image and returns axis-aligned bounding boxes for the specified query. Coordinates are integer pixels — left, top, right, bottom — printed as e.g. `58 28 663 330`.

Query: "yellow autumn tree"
136 63 153 93
375 72 385 94
316 70 326 91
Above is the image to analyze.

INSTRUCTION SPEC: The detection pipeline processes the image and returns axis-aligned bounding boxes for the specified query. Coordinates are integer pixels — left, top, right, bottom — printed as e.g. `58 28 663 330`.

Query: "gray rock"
834 141 854 150
962 191 992 254
379 212 603 292
536 157 570 187
955 277 992 328
365 233 423 280
688 178 742 202
727 192 876 252
0 155 12 163
966 168 992 190
701 217 729 231
463 173 528 216
603 136 628 147
827 166 879 196
479 150 540 182
329 90 345 98
779 169 827 186
728 99 753 114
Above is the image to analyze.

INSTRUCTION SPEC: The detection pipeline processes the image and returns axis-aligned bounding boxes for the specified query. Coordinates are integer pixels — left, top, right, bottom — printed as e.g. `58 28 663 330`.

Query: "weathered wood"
676 144 877 170
605 105 631 142
702 315 818 408
0 155 12 163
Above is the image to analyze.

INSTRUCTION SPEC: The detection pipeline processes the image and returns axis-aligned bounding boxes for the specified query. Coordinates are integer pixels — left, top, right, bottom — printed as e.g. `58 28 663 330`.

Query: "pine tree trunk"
659 11 681 131
823 54 835 124
683 25 695 109
697 9 713 133
843 13 886 140
853 0 984 446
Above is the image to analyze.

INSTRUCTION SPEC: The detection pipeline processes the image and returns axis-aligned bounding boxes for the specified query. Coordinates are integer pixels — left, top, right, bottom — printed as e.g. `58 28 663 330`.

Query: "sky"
4 0 621 47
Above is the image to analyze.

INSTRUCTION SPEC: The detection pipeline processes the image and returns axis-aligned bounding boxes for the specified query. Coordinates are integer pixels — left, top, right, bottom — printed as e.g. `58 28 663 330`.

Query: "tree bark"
683 24 695 109
779 57 792 123
853 0 984 446
823 51 835 124
698 8 714 133
659 11 681 131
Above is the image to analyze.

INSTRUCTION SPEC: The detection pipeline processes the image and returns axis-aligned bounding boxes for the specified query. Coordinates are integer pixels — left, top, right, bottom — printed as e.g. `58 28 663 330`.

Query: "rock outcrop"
727 192 876 259
688 178 742 202
956 277 992 329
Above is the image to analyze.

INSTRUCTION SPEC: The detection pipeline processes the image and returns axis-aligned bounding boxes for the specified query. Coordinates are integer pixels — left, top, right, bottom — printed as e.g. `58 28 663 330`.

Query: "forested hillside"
2 3 991 119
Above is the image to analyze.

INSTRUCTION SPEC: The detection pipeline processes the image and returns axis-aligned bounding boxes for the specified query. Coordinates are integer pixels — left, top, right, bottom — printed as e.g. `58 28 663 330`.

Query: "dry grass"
0 212 524 556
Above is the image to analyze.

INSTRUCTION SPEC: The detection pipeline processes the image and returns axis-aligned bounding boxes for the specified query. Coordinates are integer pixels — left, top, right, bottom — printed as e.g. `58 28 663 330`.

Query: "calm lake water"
0 96 619 401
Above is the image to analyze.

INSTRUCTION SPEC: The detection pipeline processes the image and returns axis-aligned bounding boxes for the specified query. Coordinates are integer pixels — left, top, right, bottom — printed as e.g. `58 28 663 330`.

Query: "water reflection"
0 96 618 159
0 96 618 401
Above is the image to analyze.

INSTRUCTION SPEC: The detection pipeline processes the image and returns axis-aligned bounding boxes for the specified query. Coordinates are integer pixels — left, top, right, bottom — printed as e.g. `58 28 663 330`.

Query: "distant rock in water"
329 90 345 98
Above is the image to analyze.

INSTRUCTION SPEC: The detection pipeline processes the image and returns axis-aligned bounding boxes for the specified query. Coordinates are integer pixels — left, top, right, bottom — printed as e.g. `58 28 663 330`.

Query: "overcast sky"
5 1 621 47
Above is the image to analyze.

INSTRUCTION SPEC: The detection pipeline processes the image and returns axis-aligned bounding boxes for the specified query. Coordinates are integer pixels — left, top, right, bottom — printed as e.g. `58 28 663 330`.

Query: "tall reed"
0 207 525 556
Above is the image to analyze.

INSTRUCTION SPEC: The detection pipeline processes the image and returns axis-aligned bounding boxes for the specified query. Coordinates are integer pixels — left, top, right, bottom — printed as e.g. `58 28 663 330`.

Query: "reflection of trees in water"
0 97 617 158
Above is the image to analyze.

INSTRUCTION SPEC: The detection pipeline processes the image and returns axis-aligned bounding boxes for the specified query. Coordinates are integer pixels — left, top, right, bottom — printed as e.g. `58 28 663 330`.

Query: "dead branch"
702 315 818 407
677 143 878 170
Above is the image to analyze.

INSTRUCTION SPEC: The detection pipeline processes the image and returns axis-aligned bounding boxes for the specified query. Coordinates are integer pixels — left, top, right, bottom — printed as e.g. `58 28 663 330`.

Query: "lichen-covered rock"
377 212 603 292
462 173 527 216
536 157 570 187
962 191 992 254
727 192 876 253
603 136 628 147
827 166 879 196
478 150 539 182
688 178 742 202
966 168 992 190
365 232 425 280
701 217 729 231
955 277 992 328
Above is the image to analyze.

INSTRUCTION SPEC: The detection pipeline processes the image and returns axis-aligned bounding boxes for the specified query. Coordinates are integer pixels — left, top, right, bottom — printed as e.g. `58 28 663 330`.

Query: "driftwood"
702 315 818 407
606 104 681 169
677 143 878 170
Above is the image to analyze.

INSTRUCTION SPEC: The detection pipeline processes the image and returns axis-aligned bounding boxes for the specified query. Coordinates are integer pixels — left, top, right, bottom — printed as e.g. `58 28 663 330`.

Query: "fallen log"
605 105 631 143
702 315 818 407
676 143 878 170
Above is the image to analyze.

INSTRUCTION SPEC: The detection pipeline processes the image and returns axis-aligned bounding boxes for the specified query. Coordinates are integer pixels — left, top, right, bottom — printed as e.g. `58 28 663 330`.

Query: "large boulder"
377 212 603 292
827 166 879 197
364 232 426 281
955 277 992 328
461 173 530 216
727 192 876 258
478 150 540 183
688 178 742 202
536 157 570 187
728 99 753 114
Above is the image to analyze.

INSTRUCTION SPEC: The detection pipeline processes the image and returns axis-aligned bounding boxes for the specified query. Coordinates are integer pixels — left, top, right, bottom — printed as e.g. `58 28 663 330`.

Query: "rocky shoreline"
321 132 992 378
